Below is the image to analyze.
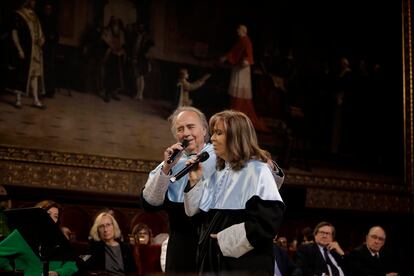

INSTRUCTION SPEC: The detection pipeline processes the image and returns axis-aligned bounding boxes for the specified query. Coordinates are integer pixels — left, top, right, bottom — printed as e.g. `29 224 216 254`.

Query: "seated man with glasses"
296 221 346 276
346 226 399 276
80 211 137 275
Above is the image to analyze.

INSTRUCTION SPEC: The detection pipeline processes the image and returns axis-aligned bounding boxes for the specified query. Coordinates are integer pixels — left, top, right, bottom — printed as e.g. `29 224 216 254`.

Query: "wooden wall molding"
1 145 413 213
306 187 414 213
0 160 148 196
285 171 405 194
0 145 159 172
0 161 148 195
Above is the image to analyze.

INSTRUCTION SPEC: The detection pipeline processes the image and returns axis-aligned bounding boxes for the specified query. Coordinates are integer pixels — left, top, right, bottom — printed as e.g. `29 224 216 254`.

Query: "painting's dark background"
174 0 404 177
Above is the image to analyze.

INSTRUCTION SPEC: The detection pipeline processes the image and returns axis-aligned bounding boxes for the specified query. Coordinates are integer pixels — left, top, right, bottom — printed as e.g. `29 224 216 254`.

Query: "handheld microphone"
167 139 189 164
170 151 210 182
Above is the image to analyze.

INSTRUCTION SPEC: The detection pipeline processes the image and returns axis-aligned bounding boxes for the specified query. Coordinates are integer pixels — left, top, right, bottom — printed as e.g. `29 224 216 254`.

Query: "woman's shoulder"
245 159 267 169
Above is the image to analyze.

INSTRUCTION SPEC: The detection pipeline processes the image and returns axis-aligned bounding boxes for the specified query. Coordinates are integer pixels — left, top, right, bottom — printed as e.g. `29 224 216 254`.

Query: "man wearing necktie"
296 221 346 276
323 247 340 276
346 226 399 276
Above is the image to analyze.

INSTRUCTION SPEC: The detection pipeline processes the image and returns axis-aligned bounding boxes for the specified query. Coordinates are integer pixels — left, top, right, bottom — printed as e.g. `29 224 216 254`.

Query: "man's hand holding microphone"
162 139 189 175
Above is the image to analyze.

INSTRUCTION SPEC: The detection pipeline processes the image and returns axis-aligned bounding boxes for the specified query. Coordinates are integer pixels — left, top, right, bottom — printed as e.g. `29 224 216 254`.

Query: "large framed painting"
0 0 413 213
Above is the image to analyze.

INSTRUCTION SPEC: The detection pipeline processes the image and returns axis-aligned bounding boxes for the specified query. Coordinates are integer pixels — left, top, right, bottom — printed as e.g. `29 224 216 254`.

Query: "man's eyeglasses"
317 230 332 236
98 223 113 230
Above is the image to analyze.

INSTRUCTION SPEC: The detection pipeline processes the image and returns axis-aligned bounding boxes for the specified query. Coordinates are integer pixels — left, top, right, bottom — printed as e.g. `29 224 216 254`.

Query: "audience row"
0 200 167 275
274 222 398 276
0 199 400 275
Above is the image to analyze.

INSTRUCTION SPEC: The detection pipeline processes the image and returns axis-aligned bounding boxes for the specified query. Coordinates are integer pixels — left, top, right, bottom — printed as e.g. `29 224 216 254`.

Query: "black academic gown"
197 196 285 275
141 196 200 273
184 160 285 275
141 143 217 274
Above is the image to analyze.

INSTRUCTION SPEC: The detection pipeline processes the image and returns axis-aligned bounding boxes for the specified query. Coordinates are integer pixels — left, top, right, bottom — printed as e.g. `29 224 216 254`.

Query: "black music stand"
4 207 76 275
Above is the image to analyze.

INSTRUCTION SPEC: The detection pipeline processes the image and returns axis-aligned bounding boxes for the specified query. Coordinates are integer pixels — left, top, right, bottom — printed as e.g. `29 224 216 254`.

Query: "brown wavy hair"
209 110 270 171
132 223 153 245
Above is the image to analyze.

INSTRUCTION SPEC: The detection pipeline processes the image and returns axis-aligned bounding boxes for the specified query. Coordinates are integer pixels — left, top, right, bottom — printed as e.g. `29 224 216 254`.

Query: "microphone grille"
198 151 210 162
181 139 189 148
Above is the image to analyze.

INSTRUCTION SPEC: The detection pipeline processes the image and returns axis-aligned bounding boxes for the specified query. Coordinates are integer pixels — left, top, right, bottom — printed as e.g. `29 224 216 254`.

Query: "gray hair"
168 106 210 142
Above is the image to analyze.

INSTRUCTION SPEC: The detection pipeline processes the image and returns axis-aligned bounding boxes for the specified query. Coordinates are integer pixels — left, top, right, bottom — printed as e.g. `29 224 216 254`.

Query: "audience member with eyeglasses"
80 211 137 275
296 221 346 276
346 226 399 276
131 223 163 275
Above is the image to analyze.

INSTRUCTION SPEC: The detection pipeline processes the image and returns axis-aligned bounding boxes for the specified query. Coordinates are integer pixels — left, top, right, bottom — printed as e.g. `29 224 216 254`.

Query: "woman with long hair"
184 110 285 275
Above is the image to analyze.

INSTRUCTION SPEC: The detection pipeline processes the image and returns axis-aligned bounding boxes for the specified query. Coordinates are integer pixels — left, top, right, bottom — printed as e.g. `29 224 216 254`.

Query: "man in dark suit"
273 241 302 276
346 226 398 276
295 221 346 276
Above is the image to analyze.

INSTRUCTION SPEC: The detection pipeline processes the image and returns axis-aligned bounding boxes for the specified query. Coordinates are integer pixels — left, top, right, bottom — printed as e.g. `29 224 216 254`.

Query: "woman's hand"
187 156 203 187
